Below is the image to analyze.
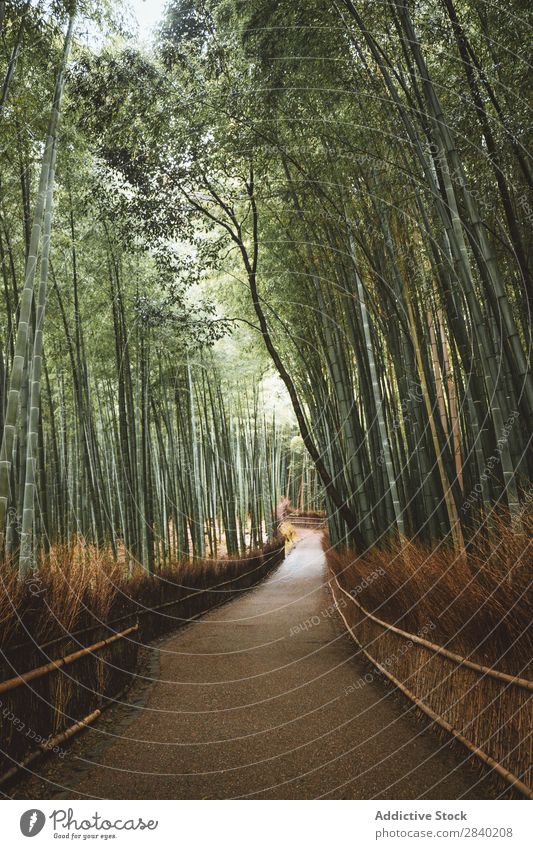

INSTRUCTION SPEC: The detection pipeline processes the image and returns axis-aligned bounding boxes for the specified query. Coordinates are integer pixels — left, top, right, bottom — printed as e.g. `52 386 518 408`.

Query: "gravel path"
13 531 495 800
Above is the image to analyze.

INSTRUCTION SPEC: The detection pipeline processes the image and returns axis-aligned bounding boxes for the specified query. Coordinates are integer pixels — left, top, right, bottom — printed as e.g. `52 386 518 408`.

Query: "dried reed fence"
277 499 327 530
326 522 533 798
286 513 327 528
0 537 284 783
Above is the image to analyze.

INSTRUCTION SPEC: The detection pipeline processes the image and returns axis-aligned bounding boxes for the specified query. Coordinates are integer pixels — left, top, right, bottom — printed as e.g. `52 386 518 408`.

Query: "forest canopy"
0 0 531 575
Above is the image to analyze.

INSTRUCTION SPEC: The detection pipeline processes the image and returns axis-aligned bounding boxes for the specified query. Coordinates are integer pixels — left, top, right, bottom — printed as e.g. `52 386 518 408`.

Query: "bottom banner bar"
3 799 530 848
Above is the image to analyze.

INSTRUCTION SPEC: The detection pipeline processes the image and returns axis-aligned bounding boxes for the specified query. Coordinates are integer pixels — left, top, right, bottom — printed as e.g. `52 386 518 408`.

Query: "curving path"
16 531 495 799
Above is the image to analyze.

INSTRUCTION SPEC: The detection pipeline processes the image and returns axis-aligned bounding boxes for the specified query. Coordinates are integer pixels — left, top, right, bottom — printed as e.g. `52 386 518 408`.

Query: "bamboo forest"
0 0 532 804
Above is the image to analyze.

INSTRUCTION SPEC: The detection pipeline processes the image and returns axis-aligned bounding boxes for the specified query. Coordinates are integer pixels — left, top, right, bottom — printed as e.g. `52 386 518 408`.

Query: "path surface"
17 532 495 799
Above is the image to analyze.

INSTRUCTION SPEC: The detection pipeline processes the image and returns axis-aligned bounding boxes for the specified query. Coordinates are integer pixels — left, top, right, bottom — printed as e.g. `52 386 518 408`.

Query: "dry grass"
278 521 297 547
326 515 533 794
0 543 124 651
0 537 285 651
290 508 326 519
327 514 533 676
0 536 285 780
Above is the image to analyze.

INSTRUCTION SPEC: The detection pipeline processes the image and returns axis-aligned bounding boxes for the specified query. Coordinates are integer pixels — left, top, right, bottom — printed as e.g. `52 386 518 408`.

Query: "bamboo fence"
0 539 284 786
329 567 533 799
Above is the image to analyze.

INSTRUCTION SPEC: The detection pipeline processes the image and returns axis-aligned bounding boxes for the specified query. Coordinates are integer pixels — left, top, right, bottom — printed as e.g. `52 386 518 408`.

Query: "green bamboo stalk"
0 13 74 555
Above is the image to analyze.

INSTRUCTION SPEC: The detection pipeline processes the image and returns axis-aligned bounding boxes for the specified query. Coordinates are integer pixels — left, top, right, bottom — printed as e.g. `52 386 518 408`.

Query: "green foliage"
0 0 530 570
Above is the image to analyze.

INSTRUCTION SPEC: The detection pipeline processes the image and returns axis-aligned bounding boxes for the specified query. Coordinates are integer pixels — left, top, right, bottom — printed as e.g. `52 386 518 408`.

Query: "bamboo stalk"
0 13 75 552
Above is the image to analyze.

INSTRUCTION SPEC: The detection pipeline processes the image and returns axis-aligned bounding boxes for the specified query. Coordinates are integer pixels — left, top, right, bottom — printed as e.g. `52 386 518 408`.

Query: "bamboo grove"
0 0 324 577
0 0 531 579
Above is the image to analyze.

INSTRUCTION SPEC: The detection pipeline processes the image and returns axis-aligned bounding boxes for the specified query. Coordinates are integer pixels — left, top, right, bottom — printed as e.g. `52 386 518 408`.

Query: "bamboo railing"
0 625 139 696
329 570 533 799
285 513 327 527
0 540 285 788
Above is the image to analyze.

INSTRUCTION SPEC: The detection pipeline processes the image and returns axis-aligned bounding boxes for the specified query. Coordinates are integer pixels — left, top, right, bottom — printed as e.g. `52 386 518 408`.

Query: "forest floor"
11 531 497 800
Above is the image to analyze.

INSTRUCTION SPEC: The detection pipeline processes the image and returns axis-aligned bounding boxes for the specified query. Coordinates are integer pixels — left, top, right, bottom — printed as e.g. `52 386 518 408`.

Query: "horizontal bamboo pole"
332 572 533 692
285 515 326 524
330 576 533 800
0 624 138 695
0 546 286 788
0 707 102 788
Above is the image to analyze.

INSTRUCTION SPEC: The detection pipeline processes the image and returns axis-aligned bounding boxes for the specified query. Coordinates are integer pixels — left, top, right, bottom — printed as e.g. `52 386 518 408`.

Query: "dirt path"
15 532 495 799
